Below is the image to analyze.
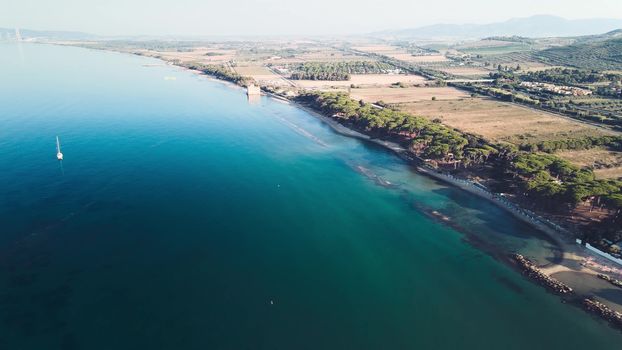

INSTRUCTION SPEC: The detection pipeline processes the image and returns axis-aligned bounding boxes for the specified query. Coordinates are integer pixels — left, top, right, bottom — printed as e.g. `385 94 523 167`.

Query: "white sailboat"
56 136 63 160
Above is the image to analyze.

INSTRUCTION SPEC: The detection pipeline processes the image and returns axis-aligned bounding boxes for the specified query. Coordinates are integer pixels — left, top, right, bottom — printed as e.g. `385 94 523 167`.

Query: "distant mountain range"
3 15 622 42
373 15 622 40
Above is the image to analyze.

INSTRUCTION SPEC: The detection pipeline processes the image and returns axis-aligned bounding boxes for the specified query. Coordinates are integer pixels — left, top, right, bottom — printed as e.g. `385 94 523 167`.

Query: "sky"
2 0 622 36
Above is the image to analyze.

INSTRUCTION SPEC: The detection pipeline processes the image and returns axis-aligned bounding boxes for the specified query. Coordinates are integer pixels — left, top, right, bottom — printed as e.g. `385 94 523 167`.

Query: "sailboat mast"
55 136 64 160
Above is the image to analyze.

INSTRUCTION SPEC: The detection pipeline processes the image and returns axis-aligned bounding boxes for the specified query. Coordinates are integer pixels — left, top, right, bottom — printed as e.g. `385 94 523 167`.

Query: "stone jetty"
513 254 573 295
583 298 622 330
597 274 622 289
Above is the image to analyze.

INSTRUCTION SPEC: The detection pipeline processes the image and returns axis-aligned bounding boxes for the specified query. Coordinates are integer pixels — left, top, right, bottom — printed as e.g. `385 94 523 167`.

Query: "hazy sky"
3 0 622 36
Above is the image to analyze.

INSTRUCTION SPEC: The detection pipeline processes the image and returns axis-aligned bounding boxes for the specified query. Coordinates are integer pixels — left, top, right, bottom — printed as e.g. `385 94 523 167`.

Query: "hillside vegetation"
534 38 622 70
296 92 622 241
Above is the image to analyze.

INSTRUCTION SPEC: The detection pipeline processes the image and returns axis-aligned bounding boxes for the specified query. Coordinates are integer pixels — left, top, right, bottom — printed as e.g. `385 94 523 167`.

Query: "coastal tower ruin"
246 84 260 96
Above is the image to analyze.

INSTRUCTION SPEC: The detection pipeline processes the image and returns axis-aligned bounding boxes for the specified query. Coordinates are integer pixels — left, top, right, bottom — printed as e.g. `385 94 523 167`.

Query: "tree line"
183 63 253 86
522 68 622 86
287 61 397 81
521 135 622 153
295 91 622 242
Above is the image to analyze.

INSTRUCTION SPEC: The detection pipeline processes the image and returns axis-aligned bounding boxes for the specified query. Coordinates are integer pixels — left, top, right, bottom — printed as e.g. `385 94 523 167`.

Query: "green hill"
534 34 622 70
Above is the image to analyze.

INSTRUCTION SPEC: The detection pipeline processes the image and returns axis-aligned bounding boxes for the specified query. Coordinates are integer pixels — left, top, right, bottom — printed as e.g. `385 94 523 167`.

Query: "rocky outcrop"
597 273 622 289
583 298 622 330
513 254 573 295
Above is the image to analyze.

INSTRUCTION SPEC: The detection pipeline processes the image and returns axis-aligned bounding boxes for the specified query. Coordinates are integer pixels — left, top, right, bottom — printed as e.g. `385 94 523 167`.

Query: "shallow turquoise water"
1 43 621 349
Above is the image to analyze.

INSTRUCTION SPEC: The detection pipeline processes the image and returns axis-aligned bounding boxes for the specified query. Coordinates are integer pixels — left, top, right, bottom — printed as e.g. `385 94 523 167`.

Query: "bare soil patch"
350 87 470 103
397 98 615 144
557 149 622 179
293 74 427 89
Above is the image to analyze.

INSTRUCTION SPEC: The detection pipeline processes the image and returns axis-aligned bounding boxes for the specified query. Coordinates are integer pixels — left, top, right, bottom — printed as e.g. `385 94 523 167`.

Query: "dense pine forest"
287 61 397 80
296 91 622 242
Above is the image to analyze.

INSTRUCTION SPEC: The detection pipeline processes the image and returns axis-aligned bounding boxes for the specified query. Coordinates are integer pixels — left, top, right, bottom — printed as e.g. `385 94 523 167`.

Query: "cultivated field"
436 66 491 77
470 51 552 71
519 65 568 72
396 98 615 144
234 65 274 76
352 45 402 54
233 65 291 86
455 39 520 49
390 54 449 63
352 45 449 63
295 51 373 63
350 87 470 103
557 149 622 179
137 48 236 64
458 44 532 55
292 74 427 89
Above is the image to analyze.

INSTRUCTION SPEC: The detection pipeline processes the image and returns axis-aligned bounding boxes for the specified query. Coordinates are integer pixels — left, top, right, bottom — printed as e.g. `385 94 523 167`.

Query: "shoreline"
279 95 622 312
291 96 622 331
54 44 622 330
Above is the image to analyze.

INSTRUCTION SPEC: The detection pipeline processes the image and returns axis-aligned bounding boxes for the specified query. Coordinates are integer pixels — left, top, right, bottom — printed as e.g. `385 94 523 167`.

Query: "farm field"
137 48 236 64
389 53 449 63
292 74 427 89
234 65 274 75
471 52 552 71
350 87 470 103
436 66 491 77
455 39 522 49
265 51 373 65
557 148 622 179
396 98 616 144
519 65 568 72
233 65 290 86
458 44 532 55
351 45 402 54
352 45 449 63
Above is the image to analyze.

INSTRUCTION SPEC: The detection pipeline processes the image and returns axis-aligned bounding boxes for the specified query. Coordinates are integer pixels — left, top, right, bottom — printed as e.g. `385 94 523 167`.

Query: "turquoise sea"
1 43 621 349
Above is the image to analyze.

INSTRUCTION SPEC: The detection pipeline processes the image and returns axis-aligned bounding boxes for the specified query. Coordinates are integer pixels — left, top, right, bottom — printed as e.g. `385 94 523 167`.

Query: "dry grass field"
293 74 427 89
233 65 291 86
397 98 615 144
138 48 236 64
350 87 470 103
352 45 401 54
593 167 622 180
519 65 568 73
557 149 622 179
259 46 372 65
296 51 372 63
437 66 492 77
388 53 449 63
455 39 519 49
234 65 273 76
352 45 449 63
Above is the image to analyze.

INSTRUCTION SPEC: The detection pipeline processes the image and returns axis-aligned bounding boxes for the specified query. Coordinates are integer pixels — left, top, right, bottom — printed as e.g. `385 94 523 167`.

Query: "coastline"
56 44 622 331
280 95 622 316
292 95 622 330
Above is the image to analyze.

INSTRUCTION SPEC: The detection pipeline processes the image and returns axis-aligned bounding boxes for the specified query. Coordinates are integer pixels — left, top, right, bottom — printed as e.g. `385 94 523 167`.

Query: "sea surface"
1 43 621 349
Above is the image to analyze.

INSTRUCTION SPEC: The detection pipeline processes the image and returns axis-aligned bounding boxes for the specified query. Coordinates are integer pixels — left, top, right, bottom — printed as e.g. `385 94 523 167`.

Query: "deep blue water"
1 43 621 349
